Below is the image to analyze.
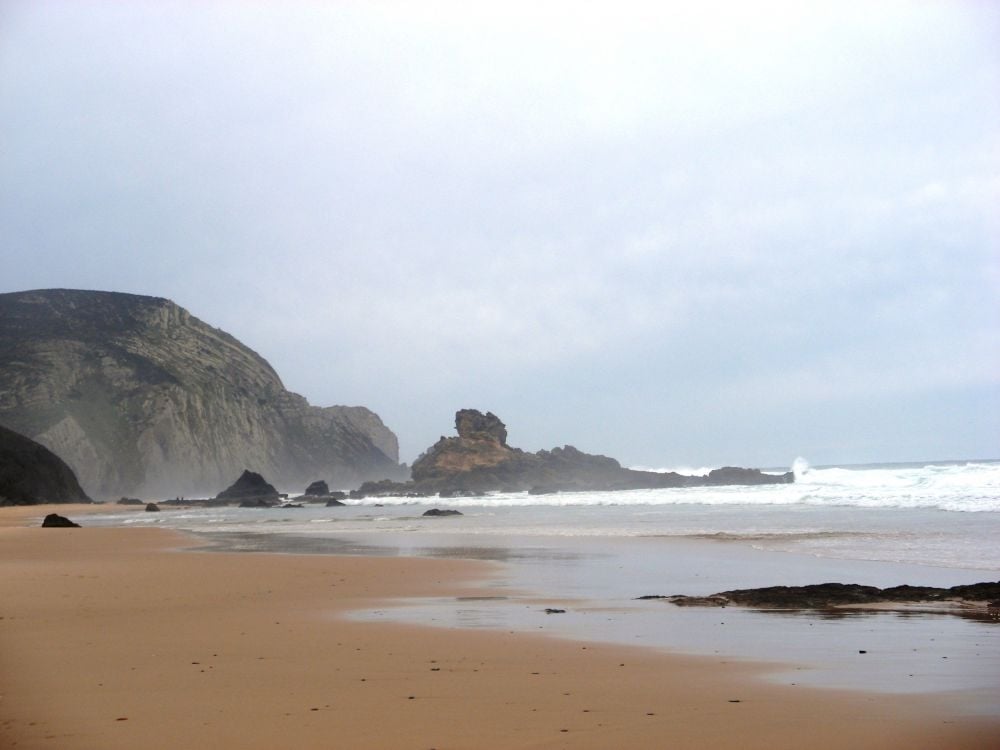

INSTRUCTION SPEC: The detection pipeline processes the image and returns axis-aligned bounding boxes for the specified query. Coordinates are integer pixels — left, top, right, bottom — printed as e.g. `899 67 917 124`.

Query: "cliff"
0 423 91 505
0 289 404 499
356 409 793 497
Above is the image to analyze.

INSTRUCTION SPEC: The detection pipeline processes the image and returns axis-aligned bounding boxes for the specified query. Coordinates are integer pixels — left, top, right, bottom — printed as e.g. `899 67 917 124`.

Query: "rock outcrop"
216 470 280 505
304 480 330 497
41 513 80 527
0 289 406 499
355 409 793 497
0 423 92 505
653 581 1000 611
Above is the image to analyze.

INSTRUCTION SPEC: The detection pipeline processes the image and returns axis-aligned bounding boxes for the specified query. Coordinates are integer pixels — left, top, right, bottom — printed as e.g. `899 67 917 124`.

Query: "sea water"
105 458 1000 569
88 459 1000 707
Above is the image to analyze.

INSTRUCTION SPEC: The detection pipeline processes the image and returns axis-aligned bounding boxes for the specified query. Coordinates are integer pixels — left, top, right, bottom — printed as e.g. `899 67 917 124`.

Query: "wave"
353 460 1000 513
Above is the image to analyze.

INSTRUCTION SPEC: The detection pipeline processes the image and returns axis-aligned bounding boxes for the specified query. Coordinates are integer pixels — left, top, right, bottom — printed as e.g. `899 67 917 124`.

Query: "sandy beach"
1 505 998 749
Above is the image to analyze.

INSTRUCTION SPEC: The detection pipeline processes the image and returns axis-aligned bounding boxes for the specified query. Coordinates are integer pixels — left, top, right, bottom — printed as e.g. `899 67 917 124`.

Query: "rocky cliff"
356 409 793 496
0 423 91 505
0 289 404 499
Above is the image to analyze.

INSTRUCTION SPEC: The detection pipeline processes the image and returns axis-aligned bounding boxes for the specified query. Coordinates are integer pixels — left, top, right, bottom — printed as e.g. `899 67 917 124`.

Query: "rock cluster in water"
648 581 1000 610
353 409 794 497
216 470 282 507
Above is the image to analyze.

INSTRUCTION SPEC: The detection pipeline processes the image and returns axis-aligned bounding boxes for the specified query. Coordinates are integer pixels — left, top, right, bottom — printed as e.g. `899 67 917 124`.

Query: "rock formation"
0 289 406 499
0 423 92 505
41 513 81 527
651 581 1000 612
216 470 280 505
304 480 330 497
355 409 793 497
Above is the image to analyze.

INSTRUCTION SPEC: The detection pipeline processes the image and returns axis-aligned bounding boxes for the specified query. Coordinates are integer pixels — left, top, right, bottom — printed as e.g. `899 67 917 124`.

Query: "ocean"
87 458 1000 708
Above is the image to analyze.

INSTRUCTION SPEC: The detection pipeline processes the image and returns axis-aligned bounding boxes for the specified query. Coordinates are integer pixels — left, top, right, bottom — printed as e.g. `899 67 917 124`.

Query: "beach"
2 504 998 749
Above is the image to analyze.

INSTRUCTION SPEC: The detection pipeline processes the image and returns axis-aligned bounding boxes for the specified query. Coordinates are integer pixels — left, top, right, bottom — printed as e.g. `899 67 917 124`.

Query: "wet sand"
1 505 998 749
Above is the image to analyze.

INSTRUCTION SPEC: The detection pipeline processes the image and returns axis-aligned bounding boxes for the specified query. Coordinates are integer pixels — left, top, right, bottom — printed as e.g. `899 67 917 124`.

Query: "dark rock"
117 497 144 505
422 508 463 517
706 467 794 485
145 503 160 512
325 498 346 507
0 424 92 505
216 470 280 505
238 498 274 508
528 485 559 495
280 503 304 508
661 595 731 607
656 581 1000 609
544 608 566 614
438 489 485 498
41 513 80 527
304 480 329 497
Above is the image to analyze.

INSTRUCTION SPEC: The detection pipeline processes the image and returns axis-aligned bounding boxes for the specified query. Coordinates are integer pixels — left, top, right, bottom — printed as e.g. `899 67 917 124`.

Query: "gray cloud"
2 1 997 466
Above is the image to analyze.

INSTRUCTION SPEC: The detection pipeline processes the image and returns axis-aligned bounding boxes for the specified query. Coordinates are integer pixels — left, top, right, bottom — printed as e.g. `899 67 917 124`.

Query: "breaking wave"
359 459 1000 513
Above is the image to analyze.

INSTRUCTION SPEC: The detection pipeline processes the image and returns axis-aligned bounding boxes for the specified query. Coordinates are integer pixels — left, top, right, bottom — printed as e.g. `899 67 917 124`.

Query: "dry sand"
1 504 997 749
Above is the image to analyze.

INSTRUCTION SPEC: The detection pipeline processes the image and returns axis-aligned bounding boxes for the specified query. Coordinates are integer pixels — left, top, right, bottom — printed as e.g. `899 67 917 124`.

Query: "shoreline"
1 506 998 749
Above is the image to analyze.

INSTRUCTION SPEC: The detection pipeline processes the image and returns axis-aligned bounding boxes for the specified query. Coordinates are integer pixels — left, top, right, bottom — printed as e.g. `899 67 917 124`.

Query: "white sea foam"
351 460 1000 513
88 459 1000 570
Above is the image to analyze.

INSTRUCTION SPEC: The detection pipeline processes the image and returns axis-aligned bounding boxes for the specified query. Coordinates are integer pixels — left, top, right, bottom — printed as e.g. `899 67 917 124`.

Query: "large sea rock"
0 423 92 505
355 409 793 496
216 470 281 506
0 289 406 499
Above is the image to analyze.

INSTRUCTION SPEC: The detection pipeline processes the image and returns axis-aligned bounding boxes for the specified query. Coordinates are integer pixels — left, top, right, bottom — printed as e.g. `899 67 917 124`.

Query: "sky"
1 1 998 468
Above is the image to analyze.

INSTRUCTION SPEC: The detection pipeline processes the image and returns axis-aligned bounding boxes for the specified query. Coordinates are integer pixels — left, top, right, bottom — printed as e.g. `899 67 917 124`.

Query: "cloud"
1 0 997 464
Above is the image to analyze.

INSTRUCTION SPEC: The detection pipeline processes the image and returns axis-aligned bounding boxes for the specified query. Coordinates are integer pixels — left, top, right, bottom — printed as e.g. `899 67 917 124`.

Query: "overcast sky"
1 1 997 468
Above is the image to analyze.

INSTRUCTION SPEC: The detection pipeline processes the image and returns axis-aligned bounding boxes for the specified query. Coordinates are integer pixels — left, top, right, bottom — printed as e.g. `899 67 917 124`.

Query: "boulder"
41 513 80 527
422 508 463 517
145 503 160 512
304 480 330 497
216 470 280 505
325 498 346 507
